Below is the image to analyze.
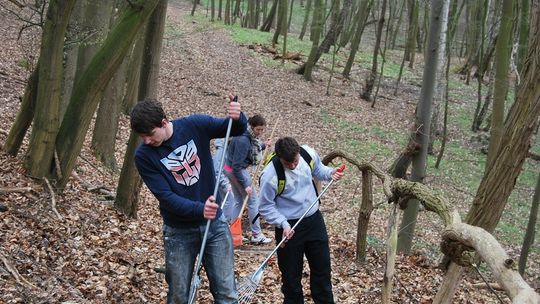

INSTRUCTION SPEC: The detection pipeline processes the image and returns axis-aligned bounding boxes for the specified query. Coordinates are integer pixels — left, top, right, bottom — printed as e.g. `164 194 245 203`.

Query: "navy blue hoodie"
134 114 247 227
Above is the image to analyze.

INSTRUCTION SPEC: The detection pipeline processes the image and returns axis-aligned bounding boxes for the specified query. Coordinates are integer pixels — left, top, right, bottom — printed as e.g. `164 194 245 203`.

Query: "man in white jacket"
258 137 343 304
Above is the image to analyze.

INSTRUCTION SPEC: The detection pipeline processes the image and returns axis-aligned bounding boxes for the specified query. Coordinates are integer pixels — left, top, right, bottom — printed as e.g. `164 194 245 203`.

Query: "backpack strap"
271 155 287 196
299 147 314 170
252 146 319 225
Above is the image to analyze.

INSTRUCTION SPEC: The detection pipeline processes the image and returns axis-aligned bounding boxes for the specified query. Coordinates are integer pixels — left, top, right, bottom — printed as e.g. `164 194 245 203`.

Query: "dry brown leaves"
0 1 536 303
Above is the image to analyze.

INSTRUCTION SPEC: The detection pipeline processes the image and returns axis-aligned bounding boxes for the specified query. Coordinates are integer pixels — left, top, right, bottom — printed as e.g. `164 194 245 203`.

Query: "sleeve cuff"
281 220 291 229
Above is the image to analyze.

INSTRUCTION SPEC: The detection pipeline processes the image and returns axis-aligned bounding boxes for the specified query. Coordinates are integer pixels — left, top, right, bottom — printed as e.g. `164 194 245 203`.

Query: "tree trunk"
272 0 287 47
397 0 446 254
429 0 450 154
356 169 373 264
4 65 39 156
61 0 84 121
300 0 324 81
91 2 131 172
517 0 530 74
25 0 77 178
115 0 168 217
342 0 373 78
260 0 278 31
115 132 143 217
518 171 540 275
485 0 514 171
404 0 418 67
297 0 351 75
298 0 312 40
55 0 161 189
361 0 386 101
122 31 146 115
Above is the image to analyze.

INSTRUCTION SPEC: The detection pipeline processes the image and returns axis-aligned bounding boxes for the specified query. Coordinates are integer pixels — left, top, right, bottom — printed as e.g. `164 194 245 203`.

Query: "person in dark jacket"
131 97 246 304
224 114 272 244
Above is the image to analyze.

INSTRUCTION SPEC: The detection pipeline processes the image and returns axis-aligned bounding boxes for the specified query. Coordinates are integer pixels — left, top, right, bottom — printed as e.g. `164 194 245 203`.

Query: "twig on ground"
78 155 105 175
0 186 33 194
54 150 62 180
43 177 62 220
0 251 39 290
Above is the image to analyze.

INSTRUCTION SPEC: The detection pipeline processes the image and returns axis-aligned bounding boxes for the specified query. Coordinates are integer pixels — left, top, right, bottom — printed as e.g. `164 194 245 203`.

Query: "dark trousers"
275 210 334 304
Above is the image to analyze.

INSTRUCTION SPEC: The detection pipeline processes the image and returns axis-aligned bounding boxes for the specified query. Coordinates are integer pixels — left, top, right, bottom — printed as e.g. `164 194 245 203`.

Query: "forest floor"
0 0 539 303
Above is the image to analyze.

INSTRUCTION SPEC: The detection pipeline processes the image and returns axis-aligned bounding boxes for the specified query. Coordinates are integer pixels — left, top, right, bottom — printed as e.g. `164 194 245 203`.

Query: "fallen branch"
43 177 62 220
0 251 39 290
0 187 33 194
442 223 540 303
78 155 105 175
471 282 504 291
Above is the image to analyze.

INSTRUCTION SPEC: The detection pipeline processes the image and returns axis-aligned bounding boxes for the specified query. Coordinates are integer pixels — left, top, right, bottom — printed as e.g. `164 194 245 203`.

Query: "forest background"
0 0 539 303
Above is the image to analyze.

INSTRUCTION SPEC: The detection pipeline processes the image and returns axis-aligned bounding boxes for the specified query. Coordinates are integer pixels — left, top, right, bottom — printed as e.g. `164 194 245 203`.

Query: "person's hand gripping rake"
237 164 346 303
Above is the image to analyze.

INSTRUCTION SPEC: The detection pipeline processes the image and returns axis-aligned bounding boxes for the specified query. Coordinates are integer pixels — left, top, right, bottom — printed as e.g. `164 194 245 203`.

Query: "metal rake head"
237 270 263 304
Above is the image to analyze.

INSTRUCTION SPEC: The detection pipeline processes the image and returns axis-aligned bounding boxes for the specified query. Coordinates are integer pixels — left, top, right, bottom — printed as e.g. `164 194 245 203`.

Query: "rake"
237 164 345 303
188 105 235 304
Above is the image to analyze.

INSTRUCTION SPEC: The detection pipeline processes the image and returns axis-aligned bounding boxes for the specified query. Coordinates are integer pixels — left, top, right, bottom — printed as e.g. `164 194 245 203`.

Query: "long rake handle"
188 117 234 304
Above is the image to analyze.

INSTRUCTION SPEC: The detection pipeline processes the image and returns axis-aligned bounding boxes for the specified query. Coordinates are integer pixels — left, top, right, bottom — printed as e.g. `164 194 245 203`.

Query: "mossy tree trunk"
342 0 373 78
55 0 161 189
300 0 324 81
519 171 540 275
25 0 77 179
4 65 39 156
115 0 168 218
485 0 514 171
91 2 131 171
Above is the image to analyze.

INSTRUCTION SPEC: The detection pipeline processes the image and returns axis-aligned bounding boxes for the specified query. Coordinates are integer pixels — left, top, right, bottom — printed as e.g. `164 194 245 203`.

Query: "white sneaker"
250 233 272 244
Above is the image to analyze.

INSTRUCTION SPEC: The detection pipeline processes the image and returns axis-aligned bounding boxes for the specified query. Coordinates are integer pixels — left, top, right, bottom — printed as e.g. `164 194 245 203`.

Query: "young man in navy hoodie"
131 97 247 304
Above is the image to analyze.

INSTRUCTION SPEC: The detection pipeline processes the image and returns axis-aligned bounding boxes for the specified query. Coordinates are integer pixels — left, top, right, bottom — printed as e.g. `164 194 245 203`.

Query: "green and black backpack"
261 146 319 197
253 147 320 224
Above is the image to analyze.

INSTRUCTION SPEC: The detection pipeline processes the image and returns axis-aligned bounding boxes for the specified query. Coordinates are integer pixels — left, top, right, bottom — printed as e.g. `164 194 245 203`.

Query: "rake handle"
254 165 345 273
188 106 236 304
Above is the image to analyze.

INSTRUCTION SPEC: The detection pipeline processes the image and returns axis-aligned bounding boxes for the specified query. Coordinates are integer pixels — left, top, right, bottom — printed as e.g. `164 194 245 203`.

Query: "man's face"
252 125 265 138
280 153 300 170
140 119 168 147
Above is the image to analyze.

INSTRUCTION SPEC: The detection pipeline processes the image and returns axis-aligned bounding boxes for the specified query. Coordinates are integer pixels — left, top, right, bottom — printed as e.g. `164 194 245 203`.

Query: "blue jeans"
163 216 238 304
224 169 262 236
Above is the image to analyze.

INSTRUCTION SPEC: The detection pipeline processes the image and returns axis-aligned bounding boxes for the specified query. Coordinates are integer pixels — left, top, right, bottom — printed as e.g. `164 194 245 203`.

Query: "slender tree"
361 0 386 102
519 170 540 275
485 0 514 172
342 0 373 78
4 64 39 156
299 0 312 40
397 0 446 253
300 0 324 81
